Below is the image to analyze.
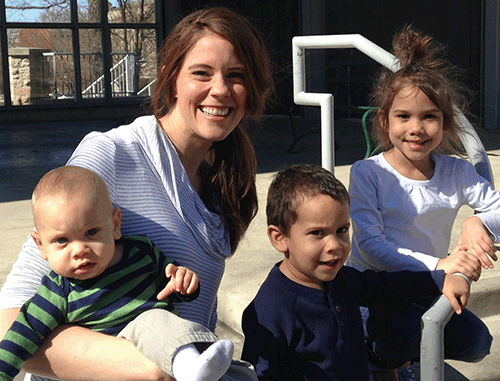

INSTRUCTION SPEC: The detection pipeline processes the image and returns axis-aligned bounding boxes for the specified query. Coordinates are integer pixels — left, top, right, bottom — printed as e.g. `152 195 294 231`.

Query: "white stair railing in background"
138 78 157 96
82 53 138 98
43 52 140 99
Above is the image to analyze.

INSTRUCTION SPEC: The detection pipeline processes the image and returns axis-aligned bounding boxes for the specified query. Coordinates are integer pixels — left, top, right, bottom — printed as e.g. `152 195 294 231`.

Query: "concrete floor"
1 115 499 381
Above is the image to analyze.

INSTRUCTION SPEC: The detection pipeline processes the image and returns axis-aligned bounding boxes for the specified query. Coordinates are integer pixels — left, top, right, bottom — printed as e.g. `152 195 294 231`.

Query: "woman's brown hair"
370 25 470 154
152 7 274 253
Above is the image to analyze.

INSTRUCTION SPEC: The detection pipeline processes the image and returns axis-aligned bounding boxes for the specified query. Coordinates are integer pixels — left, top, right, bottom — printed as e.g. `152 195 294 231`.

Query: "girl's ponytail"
371 25 471 154
392 26 443 71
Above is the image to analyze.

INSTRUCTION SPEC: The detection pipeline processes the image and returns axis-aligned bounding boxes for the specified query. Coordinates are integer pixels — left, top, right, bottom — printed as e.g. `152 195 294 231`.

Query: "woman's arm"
0 235 172 381
0 308 171 381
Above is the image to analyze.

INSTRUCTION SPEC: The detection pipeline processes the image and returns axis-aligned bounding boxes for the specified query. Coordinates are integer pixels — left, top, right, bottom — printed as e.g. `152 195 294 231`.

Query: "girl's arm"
0 308 171 381
435 243 482 281
350 163 482 279
349 162 440 272
458 216 497 269
460 163 500 268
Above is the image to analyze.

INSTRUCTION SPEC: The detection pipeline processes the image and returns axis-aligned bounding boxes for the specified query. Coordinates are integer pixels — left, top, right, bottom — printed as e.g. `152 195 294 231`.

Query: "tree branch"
7 1 68 11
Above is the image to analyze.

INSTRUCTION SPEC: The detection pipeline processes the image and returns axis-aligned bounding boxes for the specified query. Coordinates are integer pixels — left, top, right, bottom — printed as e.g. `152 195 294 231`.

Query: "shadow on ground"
0 115 499 203
413 362 469 381
0 119 123 203
250 115 500 173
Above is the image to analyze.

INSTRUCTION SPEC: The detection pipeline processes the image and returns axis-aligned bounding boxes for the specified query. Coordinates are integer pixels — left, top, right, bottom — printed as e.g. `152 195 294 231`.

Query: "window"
0 0 161 107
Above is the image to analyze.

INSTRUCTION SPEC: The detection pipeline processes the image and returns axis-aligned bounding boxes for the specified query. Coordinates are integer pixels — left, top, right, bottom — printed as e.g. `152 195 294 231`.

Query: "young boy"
0 166 234 381
241 164 470 380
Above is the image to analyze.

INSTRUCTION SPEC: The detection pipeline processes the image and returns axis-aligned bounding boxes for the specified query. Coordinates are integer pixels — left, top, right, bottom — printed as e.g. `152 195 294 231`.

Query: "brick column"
9 48 50 105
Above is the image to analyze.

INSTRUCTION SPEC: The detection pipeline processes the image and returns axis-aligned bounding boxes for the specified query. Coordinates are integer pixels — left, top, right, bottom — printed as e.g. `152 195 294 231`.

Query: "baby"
0 166 233 381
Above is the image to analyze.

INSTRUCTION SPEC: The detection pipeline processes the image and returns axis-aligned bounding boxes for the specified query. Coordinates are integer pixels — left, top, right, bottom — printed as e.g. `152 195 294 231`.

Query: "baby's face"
279 194 351 290
33 192 121 280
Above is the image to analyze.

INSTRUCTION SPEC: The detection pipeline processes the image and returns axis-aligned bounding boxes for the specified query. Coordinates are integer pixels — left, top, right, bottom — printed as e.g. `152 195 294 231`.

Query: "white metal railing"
421 273 472 381
292 34 494 381
43 52 141 99
82 53 138 98
42 52 75 99
138 78 156 96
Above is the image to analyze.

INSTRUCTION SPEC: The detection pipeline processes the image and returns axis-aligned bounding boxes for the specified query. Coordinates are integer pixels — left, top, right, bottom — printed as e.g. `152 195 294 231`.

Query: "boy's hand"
436 244 482 282
442 273 470 315
458 216 498 269
157 264 199 300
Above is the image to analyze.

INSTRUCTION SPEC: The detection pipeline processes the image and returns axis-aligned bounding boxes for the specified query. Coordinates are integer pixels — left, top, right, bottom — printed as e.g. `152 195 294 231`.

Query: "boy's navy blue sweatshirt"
242 263 444 381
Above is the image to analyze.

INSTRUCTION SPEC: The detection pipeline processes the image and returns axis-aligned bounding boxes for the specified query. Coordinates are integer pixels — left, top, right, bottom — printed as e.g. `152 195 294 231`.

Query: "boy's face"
269 194 351 291
31 191 122 280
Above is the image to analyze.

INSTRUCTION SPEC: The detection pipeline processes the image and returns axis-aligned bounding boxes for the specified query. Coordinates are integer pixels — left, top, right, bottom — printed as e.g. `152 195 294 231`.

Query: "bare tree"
6 0 69 11
6 0 70 21
7 0 157 96
109 0 156 89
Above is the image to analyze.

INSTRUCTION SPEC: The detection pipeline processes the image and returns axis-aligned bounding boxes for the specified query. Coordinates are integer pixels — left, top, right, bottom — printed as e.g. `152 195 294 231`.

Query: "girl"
347 25 500 380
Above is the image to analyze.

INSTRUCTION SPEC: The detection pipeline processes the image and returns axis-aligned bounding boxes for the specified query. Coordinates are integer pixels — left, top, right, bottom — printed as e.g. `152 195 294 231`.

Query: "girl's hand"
436 244 482 281
157 264 199 300
458 216 498 269
442 273 470 315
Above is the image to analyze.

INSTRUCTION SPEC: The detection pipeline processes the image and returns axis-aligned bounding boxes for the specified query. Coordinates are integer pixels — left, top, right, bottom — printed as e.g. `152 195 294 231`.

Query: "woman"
0 7 273 381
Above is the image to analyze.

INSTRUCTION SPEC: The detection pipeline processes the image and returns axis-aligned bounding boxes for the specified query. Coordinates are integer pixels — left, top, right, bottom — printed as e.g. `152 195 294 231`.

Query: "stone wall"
9 48 50 105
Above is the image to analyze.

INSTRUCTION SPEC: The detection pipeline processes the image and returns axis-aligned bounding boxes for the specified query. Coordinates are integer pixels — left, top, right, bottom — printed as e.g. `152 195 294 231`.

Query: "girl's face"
384 85 444 176
166 32 248 151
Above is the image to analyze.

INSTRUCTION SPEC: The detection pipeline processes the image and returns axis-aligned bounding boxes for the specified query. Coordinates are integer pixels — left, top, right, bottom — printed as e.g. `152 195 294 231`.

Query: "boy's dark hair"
266 164 349 236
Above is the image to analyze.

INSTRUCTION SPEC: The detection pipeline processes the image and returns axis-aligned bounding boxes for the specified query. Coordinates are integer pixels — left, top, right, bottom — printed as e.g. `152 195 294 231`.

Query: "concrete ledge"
467 273 500 318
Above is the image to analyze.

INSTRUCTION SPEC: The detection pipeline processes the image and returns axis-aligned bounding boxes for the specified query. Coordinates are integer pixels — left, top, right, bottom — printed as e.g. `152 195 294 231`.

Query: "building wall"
302 0 482 120
0 0 493 127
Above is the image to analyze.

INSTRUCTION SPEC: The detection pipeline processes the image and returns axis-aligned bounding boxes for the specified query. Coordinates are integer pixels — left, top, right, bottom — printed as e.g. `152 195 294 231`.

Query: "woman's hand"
157 264 199 300
458 216 498 269
436 244 482 281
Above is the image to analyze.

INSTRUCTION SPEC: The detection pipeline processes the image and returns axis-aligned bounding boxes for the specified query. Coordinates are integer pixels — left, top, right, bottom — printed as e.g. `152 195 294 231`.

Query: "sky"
6 0 122 22
6 4 42 22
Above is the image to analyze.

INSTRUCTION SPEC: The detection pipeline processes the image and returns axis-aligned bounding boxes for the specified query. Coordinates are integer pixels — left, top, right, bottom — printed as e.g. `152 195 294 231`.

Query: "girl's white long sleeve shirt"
347 152 500 272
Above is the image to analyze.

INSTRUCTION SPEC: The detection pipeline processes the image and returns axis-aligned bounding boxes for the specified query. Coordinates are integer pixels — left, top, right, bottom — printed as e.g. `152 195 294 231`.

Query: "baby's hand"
458 216 497 269
157 264 199 300
436 244 482 281
442 273 470 315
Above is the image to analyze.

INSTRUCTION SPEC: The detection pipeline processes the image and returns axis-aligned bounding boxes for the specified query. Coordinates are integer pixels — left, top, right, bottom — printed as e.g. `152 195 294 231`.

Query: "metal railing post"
420 295 455 381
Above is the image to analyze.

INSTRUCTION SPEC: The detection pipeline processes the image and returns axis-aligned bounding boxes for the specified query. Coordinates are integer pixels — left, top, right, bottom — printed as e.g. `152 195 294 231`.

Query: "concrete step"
443 315 500 381
468 269 500 319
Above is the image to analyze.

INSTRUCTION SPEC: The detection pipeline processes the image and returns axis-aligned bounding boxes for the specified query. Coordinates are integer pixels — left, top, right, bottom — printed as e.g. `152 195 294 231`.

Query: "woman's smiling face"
169 32 248 148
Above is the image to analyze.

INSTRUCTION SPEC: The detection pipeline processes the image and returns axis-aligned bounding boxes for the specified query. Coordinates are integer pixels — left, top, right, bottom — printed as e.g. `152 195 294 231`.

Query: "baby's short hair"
266 164 349 236
32 166 111 228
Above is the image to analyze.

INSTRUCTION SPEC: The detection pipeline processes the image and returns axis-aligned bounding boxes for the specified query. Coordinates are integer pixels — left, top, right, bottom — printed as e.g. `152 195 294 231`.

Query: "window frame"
0 0 165 109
